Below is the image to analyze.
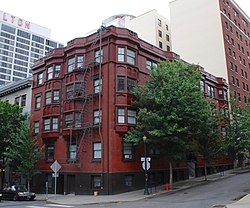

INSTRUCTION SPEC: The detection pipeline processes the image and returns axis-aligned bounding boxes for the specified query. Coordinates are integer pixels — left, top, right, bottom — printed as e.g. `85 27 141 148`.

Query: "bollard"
165 183 169 192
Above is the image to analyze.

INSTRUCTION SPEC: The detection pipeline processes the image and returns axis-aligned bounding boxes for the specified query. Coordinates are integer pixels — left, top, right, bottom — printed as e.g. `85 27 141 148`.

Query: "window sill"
92 159 101 163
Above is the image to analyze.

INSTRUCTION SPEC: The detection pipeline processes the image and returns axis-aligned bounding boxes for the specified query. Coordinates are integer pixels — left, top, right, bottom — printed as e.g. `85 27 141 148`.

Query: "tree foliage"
0 100 25 164
225 96 250 166
4 124 44 191
125 60 212 188
194 104 223 180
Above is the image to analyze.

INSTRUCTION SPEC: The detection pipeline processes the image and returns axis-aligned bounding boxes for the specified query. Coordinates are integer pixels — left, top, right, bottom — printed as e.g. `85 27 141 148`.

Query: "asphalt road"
0 172 250 208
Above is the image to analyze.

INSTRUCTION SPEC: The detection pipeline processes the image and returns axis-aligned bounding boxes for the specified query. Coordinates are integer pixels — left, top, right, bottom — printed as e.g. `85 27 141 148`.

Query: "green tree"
0 100 25 187
226 96 250 167
125 60 211 189
194 105 223 180
4 124 44 191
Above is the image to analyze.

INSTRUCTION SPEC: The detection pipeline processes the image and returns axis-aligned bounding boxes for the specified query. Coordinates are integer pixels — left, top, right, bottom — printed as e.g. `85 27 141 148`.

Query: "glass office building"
0 10 63 86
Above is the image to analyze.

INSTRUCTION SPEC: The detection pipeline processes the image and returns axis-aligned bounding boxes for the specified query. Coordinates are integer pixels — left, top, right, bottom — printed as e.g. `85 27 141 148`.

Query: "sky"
1 0 250 45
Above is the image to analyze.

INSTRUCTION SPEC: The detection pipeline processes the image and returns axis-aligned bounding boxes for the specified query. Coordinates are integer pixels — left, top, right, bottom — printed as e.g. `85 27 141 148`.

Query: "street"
0 172 249 208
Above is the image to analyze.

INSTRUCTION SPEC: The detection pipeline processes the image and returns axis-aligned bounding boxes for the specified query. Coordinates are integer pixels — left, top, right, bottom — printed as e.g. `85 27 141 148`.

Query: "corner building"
170 0 250 105
31 26 232 195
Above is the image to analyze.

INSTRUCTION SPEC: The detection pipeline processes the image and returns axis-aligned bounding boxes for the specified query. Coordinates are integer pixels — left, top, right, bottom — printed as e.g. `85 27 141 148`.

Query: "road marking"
46 205 74 207
239 193 250 201
27 205 74 208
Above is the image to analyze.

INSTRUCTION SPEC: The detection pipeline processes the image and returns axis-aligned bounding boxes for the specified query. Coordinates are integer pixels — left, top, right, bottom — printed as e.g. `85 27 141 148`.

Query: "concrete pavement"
35 167 250 207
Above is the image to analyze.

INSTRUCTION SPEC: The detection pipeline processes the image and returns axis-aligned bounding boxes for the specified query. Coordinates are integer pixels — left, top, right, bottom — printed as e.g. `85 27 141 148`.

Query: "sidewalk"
36 167 250 207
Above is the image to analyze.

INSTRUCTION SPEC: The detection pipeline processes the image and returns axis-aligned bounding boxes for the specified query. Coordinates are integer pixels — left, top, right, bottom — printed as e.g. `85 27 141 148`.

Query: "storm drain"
211 205 227 208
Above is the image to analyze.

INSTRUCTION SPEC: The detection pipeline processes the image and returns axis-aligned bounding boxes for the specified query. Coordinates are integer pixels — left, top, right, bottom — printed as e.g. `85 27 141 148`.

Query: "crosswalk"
26 204 74 208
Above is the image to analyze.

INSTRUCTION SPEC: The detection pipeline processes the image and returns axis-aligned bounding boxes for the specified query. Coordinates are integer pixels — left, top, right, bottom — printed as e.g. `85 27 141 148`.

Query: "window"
68 57 75 72
94 78 102 93
38 73 43 85
125 175 133 187
66 84 73 99
127 78 136 92
234 64 238 72
44 118 50 131
127 49 136 65
231 38 234 46
93 142 102 159
65 113 73 128
236 78 239 87
158 19 162 26
218 90 223 99
53 90 59 103
21 95 26 107
34 121 39 134
207 85 215 97
47 66 53 80
45 91 52 104
232 76 235 85
123 141 133 160
76 55 84 69
229 25 232 33
69 144 77 160
166 34 170 41
118 108 125 124
54 65 60 78
46 144 54 162
166 24 169 30
118 47 125 62
146 60 157 70
75 83 83 97
225 21 228 29
52 117 58 130
35 94 41 109
117 76 125 91
95 49 103 63
93 110 102 125
128 109 136 124
237 93 241 101
232 51 236 59
158 30 162 38
75 112 82 128
92 176 101 188
159 41 163 49
200 80 205 92
14 97 19 105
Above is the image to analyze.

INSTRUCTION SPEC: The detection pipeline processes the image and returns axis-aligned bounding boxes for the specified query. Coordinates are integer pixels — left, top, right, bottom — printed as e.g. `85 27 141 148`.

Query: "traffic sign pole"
50 160 61 197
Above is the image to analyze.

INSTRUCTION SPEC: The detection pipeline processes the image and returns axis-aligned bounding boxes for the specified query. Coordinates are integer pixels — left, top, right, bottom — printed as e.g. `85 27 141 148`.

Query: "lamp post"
143 135 149 195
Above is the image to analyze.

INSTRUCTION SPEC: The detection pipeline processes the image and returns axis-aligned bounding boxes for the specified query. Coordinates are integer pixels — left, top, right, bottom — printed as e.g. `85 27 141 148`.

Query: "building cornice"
0 76 32 97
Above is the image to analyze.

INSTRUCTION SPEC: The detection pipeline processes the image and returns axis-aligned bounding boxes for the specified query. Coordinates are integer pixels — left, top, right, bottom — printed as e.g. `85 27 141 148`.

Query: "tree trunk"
27 180 30 192
204 161 207 181
169 161 173 189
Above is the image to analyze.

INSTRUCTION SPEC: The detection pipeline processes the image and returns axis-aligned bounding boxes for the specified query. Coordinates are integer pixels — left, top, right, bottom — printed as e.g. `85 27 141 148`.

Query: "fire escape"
68 25 106 166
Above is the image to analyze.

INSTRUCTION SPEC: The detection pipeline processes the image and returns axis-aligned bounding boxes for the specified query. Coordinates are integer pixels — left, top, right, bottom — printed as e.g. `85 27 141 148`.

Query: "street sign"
52 173 59 178
141 157 151 170
50 160 61 173
50 160 61 197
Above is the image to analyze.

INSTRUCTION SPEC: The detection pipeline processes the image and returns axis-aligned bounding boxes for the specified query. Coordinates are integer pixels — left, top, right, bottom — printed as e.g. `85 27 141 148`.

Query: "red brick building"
31 26 232 195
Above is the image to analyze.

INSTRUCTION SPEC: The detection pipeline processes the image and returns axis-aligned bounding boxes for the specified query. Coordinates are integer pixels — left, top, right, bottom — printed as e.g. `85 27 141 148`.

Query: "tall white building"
0 10 63 86
102 10 171 51
170 0 250 104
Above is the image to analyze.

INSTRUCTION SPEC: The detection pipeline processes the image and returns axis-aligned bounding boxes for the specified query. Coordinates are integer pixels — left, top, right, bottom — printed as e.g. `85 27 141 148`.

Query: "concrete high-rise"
170 0 250 104
102 10 171 51
0 10 63 86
